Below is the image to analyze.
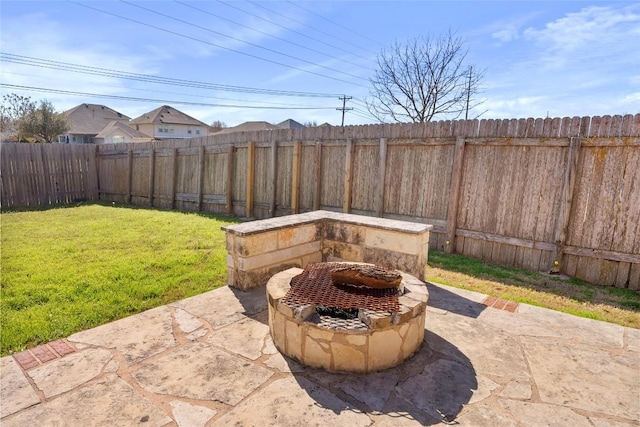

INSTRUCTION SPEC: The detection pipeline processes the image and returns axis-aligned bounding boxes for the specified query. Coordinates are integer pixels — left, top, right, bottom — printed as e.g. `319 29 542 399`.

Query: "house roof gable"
130 105 207 127
95 121 151 139
63 104 130 135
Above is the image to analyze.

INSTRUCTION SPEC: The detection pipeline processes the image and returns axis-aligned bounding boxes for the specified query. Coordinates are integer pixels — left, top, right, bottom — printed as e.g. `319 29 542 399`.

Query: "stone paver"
132 342 274 405
68 305 176 365
1 374 171 427
0 357 40 417
27 347 113 398
212 377 372 426
1 282 638 426
170 400 217 427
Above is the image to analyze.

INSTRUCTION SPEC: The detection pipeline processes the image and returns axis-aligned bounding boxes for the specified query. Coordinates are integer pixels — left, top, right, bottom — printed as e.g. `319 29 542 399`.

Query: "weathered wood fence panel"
1 143 98 207
2 115 639 288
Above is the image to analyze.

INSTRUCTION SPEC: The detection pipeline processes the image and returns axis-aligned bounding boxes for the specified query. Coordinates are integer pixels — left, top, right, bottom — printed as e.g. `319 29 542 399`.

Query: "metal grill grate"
282 262 400 312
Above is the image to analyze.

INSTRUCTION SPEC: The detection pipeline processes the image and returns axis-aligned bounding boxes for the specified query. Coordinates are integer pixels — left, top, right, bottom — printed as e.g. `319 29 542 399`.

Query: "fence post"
313 141 322 211
148 148 155 207
551 136 582 272
126 149 133 204
170 148 177 210
246 141 255 218
376 138 388 217
291 140 301 214
343 138 354 213
226 144 234 215
197 145 205 211
445 137 466 254
91 145 99 201
269 140 278 217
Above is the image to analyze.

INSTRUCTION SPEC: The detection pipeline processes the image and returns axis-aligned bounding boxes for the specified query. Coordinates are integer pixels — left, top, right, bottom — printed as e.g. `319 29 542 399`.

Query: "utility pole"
337 95 353 127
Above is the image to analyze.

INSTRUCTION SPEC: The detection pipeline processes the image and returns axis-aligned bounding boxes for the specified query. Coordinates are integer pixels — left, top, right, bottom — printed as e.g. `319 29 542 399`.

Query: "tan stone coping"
222 210 433 236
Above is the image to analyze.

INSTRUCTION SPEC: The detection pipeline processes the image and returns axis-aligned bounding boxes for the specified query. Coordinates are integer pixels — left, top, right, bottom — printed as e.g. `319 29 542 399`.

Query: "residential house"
277 119 305 129
130 105 208 139
213 119 307 135
59 104 130 144
94 121 153 144
212 121 284 135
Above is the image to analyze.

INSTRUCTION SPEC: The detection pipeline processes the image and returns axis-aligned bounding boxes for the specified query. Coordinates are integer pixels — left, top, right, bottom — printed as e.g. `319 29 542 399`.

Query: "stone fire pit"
267 262 428 373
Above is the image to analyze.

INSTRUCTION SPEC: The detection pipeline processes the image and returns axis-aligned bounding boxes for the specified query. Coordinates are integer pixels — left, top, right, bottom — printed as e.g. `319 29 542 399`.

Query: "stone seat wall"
222 210 433 290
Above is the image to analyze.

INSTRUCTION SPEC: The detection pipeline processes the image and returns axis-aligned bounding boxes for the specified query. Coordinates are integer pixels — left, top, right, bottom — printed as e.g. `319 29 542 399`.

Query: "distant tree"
303 120 318 127
0 93 36 141
366 31 484 123
19 100 70 143
210 120 227 132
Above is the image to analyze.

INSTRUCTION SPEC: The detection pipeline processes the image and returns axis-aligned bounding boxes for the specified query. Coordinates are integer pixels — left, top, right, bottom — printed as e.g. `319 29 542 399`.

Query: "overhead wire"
246 1 378 56
0 84 338 110
285 1 383 47
174 0 370 72
68 1 369 88
0 70 330 108
119 0 368 82
216 0 375 64
1 53 346 98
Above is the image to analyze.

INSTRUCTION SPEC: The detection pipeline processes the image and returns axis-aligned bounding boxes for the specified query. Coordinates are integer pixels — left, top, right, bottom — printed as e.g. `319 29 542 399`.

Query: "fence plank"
343 138 354 213
445 137 466 254
246 141 255 218
291 140 301 214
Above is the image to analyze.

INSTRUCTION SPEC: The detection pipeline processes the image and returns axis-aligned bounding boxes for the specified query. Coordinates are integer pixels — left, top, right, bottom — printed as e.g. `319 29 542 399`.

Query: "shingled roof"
63 104 130 135
130 105 207 126
95 121 151 139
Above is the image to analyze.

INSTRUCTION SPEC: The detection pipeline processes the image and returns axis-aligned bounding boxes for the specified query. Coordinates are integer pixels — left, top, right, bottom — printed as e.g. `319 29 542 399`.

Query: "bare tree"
19 100 70 143
366 31 484 123
210 120 227 133
0 93 36 141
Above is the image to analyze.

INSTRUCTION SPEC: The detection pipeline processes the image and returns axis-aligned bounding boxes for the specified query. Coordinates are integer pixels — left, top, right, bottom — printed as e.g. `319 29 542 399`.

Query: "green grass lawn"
0 203 237 356
426 251 640 329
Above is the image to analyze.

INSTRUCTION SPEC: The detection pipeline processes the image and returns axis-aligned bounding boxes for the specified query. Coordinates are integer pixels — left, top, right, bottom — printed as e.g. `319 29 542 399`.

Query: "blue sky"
1 1 638 127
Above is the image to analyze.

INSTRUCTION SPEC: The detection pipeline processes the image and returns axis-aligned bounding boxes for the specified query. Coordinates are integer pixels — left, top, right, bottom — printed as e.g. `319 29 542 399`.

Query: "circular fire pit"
267 262 428 373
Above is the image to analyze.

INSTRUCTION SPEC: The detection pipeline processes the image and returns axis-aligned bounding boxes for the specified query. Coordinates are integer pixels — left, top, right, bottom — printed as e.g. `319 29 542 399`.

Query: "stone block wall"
223 211 432 290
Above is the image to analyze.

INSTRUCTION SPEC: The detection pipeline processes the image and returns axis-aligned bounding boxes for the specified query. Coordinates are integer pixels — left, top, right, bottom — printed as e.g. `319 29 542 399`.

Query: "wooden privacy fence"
2 115 639 288
0 143 98 207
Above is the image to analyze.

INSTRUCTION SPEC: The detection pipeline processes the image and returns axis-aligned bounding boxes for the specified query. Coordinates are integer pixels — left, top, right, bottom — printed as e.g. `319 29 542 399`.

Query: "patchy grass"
426 251 640 329
0 203 238 356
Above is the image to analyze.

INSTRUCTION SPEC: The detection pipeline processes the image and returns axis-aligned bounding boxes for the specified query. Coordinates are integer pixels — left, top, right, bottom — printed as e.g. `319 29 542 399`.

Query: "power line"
216 0 375 65
0 84 337 110
247 1 377 55
119 0 368 82
1 53 347 98
0 70 329 108
68 1 368 88
174 0 370 72
285 1 383 47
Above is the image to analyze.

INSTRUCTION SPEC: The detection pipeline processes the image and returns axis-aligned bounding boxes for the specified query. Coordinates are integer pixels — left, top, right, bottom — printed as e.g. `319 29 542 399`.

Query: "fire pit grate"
281 262 400 313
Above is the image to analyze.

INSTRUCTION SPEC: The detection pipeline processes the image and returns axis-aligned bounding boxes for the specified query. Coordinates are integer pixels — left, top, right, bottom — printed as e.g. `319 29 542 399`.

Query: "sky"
1 1 639 128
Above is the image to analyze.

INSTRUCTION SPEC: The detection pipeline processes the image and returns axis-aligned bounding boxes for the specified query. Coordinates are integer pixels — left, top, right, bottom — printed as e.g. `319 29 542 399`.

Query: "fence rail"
2 115 639 288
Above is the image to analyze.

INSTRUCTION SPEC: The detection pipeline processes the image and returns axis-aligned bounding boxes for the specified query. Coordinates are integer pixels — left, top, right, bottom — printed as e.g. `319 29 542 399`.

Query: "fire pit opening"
267 262 428 373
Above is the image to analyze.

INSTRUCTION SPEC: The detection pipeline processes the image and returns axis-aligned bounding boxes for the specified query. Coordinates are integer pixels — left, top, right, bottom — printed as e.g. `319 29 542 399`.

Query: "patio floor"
1 281 638 426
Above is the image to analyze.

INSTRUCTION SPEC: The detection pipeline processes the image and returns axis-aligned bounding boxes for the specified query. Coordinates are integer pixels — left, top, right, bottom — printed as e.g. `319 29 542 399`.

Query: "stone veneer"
223 210 433 290
267 267 428 373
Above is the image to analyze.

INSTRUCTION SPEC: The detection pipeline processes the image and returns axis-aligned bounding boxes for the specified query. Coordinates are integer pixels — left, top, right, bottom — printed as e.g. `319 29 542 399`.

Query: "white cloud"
522 5 640 67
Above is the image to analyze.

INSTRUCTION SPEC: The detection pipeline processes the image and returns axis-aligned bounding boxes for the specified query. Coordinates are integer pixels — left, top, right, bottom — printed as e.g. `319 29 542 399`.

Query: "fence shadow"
425 282 487 318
